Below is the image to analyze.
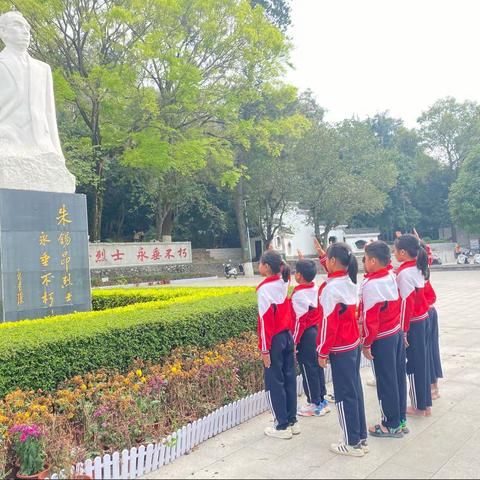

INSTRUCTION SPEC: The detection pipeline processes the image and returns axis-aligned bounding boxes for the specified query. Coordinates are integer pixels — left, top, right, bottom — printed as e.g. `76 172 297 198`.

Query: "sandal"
369 424 403 438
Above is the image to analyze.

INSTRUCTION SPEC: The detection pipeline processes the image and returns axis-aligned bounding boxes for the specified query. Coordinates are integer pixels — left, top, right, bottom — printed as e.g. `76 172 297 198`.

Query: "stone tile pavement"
142 270 480 479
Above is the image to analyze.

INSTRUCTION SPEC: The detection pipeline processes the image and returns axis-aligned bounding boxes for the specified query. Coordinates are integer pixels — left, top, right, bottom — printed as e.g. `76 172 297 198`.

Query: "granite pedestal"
0 189 91 322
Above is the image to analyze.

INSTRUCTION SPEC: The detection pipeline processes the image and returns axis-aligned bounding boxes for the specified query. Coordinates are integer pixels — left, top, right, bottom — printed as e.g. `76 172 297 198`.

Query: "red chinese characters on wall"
111 249 125 262
95 249 107 263
137 247 149 262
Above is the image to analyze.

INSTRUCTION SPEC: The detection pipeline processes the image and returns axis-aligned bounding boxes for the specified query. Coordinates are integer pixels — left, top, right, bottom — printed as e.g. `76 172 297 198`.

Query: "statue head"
0 11 31 52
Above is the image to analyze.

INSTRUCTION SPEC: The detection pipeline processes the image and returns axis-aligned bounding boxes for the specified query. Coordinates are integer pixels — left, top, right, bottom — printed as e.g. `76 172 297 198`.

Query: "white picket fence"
62 358 371 479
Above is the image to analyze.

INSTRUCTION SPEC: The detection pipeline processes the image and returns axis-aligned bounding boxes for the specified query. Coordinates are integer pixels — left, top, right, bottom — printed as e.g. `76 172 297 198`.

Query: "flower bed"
0 290 256 396
0 333 264 477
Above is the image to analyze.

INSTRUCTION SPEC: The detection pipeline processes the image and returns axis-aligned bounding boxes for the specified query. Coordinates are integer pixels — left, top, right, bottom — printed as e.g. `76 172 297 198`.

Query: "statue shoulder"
30 56 52 72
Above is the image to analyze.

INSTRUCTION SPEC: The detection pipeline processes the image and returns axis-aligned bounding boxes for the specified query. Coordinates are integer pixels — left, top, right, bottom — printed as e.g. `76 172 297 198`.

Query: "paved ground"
143 270 480 479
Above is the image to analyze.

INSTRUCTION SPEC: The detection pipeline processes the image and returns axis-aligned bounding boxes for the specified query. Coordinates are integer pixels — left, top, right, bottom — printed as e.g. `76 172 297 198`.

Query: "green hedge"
91 286 252 310
0 291 257 396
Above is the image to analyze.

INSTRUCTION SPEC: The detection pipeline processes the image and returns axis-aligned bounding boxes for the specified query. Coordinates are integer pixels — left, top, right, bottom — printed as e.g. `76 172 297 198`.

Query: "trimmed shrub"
91 286 252 310
0 291 256 396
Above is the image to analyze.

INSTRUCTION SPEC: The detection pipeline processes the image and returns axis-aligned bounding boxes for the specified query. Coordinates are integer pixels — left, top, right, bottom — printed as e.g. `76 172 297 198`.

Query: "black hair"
327 242 358 284
394 234 429 279
260 250 291 282
295 259 317 282
365 241 391 266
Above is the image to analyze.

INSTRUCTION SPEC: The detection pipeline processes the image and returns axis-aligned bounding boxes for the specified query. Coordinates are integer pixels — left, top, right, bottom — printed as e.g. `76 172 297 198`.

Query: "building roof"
344 228 380 236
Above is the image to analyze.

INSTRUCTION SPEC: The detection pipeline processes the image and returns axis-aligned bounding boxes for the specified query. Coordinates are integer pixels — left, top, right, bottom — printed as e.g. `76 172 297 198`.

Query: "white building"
250 204 379 260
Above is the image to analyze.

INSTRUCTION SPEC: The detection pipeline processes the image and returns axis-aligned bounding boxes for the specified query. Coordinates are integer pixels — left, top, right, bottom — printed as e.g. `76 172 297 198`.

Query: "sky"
286 0 480 127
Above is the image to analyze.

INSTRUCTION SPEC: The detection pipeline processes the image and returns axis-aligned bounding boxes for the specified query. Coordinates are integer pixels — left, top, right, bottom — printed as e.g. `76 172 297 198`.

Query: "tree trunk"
92 190 103 241
234 176 250 262
162 211 174 241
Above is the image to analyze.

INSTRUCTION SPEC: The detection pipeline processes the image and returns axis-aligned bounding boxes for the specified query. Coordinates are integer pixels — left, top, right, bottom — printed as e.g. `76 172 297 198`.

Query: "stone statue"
0 11 75 193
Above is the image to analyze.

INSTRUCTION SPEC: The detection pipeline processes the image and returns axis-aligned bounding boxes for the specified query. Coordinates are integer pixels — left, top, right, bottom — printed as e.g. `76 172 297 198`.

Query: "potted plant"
9 424 48 479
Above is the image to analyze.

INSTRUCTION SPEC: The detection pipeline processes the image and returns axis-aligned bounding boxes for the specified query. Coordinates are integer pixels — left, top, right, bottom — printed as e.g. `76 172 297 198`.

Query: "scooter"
223 260 238 279
457 251 471 265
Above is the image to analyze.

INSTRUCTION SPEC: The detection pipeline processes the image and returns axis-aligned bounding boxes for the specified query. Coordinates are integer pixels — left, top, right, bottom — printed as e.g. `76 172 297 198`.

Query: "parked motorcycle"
431 252 442 265
223 260 238 279
457 250 471 265
473 253 480 265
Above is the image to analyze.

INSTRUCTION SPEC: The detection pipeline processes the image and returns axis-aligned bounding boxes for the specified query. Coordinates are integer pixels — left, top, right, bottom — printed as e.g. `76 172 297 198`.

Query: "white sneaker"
290 422 301 435
298 403 316 417
330 441 365 457
361 439 369 453
264 426 293 440
367 378 377 387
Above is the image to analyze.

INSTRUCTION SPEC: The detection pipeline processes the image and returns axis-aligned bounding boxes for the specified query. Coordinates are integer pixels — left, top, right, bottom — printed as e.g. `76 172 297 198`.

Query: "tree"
449 147 480 233
250 0 291 31
296 119 397 242
418 97 480 175
124 0 289 241
242 85 310 248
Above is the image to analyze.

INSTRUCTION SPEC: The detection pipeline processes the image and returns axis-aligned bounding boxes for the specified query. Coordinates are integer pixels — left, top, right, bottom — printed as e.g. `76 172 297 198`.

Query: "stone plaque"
0 189 91 322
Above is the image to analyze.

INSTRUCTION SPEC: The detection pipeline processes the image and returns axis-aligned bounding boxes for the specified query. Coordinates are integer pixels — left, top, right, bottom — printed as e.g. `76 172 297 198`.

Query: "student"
292 259 330 417
257 250 299 439
360 241 406 438
317 243 367 457
394 234 432 416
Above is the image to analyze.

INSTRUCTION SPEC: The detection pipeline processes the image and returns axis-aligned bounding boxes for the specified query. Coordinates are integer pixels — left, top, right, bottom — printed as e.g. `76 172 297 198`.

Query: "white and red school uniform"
316 269 367 446
395 260 429 333
256 275 293 353
291 282 320 344
256 275 297 429
395 261 431 411
359 268 406 429
316 270 360 359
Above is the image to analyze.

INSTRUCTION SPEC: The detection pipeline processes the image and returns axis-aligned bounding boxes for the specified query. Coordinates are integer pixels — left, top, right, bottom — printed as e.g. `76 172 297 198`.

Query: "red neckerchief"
387 262 394 270
327 270 348 279
395 260 417 275
364 267 390 280
292 282 315 294
256 274 281 291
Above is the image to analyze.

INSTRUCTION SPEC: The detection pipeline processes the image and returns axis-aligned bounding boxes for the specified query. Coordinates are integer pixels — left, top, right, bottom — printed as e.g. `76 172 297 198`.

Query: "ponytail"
260 250 290 283
395 234 430 279
280 261 291 283
417 246 430 280
347 253 359 284
327 242 358 284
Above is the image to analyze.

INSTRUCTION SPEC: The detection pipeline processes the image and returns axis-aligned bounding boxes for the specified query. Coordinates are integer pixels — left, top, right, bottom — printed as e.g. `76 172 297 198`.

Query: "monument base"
0 151 76 193
0 189 91 322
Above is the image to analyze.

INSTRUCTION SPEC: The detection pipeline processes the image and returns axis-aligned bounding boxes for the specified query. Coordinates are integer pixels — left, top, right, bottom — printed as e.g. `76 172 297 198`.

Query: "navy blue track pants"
296 325 327 404
406 321 432 410
330 347 367 446
264 330 297 430
371 331 407 428
427 307 443 385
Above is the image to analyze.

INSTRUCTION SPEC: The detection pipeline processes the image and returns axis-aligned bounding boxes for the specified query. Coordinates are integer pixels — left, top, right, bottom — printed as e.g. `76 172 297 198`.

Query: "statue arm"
44 64 64 158
0 64 16 114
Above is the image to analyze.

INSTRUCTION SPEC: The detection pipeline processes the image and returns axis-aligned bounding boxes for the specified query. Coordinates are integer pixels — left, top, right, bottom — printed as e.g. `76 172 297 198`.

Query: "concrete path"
142 270 480 479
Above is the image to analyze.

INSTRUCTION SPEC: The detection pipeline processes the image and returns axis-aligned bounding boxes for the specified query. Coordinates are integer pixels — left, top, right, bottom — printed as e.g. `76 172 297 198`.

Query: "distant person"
256 250 299 439
292 256 330 418
316 242 367 457
454 243 462 258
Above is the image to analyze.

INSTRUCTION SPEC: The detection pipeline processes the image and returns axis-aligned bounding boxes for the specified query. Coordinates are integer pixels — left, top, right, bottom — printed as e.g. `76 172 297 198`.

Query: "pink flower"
9 424 43 442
